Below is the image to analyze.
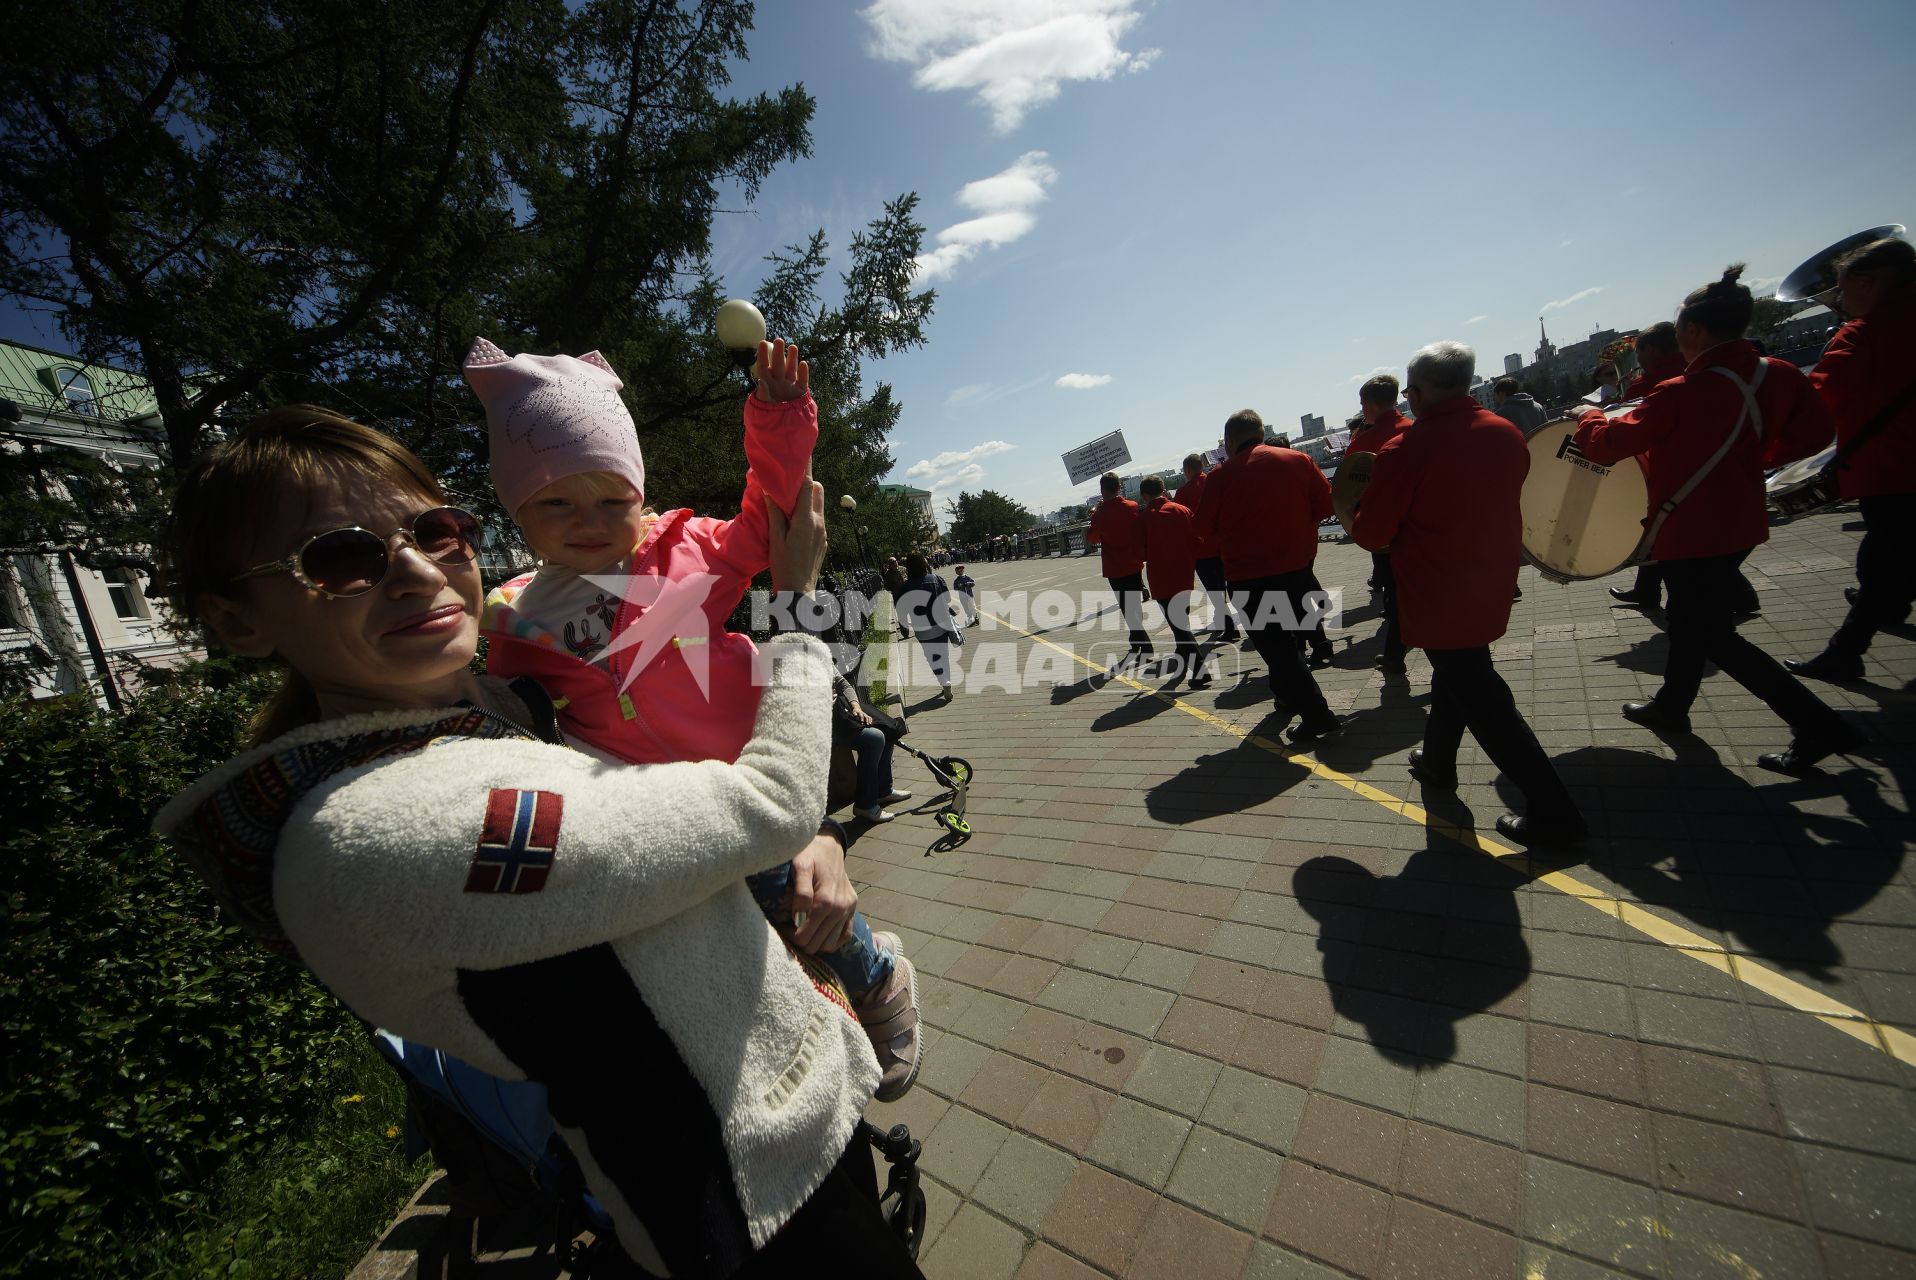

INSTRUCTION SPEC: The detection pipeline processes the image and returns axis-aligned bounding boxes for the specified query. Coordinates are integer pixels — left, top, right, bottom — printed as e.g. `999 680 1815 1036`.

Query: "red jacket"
1575 340 1832 561
1346 411 1409 459
1194 443 1332 581
1087 495 1145 576
1352 396 1526 649
1174 471 1220 558
1810 282 1916 499
1624 350 1685 400
1139 497 1197 601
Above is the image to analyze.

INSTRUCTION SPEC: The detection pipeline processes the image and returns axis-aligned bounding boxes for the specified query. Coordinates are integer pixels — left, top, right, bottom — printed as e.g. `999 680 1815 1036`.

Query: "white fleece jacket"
156 636 880 1276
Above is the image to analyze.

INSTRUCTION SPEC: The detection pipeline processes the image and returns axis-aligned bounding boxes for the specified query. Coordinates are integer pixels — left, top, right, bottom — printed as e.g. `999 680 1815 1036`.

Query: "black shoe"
1609 587 1659 608
1309 645 1334 669
1189 671 1213 689
1758 725 1866 777
1495 811 1587 847
1844 585 1860 608
1289 713 1341 743
1621 700 1691 735
1733 596 1761 617
1513 586 1524 601
1377 655 1407 675
1786 651 1864 682
1407 748 1457 790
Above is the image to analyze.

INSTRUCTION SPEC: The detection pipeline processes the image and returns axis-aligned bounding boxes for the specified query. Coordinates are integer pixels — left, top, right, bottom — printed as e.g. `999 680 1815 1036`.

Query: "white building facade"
1 340 202 707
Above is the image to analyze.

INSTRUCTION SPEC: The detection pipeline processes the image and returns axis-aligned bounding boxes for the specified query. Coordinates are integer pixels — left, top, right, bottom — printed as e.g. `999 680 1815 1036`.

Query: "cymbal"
1331 450 1374 539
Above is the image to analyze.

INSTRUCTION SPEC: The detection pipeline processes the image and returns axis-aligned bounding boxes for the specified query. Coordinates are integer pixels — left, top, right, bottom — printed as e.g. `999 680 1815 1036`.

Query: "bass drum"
1520 411 1649 583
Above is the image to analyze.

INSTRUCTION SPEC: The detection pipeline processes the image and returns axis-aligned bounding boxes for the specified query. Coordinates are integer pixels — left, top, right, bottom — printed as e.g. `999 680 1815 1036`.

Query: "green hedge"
1 672 409 1272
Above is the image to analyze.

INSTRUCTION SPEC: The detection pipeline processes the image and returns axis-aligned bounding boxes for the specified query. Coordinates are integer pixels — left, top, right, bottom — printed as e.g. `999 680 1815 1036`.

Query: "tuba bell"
1777 223 1906 311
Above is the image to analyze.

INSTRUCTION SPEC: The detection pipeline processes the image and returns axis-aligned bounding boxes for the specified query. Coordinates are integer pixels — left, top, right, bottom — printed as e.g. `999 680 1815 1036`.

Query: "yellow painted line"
979 609 1916 1066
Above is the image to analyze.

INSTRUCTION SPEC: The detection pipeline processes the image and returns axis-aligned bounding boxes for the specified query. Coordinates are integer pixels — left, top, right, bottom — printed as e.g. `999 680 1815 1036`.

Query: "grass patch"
128 1037 430 1279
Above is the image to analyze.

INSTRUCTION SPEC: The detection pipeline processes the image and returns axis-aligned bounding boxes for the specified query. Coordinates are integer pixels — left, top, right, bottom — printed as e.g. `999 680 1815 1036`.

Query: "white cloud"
1465 314 1488 325
1347 364 1397 385
1540 285 1605 315
862 0 1156 133
1055 372 1112 389
905 440 1015 491
1559 238 1573 248
944 383 994 411
913 151 1058 282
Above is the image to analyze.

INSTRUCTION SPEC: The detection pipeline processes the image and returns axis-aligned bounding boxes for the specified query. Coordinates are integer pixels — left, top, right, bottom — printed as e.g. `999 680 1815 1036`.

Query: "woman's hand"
789 831 857 953
850 702 874 727
754 339 810 403
767 480 827 596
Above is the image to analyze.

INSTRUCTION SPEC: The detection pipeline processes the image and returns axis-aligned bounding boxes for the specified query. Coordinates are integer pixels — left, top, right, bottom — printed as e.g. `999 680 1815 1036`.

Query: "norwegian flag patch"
466 789 563 894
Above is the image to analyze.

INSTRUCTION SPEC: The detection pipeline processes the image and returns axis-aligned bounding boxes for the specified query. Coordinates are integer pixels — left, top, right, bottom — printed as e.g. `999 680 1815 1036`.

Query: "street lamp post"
838 494 876 579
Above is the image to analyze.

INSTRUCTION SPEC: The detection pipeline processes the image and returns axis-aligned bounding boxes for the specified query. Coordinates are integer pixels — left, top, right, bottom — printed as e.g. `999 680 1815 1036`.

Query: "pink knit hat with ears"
463 337 646 517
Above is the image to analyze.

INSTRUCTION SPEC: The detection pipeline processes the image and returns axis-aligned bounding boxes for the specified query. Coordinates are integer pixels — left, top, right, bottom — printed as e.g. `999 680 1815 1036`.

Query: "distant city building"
877 483 936 527
1299 413 1325 438
0 339 203 706
1504 353 1523 375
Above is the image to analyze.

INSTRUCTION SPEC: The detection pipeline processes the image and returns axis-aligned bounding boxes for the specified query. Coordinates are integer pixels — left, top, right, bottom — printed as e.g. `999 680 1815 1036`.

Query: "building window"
104 568 147 621
40 366 98 416
0 561 21 631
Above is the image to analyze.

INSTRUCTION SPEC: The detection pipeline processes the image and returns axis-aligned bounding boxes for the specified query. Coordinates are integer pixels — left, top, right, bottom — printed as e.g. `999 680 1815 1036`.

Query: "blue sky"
709 0 1916 522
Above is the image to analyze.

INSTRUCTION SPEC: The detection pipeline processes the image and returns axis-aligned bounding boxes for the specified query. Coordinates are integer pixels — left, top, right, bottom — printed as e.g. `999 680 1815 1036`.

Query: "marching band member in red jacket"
1195 411 1338 740
1349 376 1411 673
1790 236 1916 681
1087 471 1152 668
1574 266 1860 776
1177 452 1239 641
1137 477 1204 684
1605 321 1759 614
1354 342 1583 846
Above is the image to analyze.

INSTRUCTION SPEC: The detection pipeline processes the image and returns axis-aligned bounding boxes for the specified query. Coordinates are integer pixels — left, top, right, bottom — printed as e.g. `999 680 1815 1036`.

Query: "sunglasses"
232 506 483 598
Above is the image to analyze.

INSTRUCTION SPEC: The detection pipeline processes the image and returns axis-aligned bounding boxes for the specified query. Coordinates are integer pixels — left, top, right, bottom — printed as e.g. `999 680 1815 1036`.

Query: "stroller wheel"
941 758 971 784
938 810 972 836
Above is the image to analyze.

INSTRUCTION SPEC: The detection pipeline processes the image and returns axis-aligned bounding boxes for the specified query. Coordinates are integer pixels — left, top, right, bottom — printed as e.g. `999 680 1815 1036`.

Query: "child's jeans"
747 862 895 1000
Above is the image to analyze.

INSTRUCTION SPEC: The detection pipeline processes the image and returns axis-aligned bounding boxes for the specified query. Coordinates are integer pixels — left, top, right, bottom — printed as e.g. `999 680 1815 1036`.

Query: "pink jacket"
482 393 818 764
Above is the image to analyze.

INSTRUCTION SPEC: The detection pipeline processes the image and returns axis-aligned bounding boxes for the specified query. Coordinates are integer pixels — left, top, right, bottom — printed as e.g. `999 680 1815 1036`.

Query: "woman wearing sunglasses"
155 406 923 1278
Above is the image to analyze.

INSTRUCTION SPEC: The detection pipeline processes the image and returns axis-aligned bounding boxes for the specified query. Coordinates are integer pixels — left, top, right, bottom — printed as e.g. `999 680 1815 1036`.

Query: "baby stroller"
371 1029 926 1274
895 740 972 838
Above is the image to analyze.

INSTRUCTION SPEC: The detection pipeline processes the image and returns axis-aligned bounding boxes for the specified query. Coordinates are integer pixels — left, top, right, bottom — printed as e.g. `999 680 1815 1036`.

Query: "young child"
463 336 922 1101
952 564 978 627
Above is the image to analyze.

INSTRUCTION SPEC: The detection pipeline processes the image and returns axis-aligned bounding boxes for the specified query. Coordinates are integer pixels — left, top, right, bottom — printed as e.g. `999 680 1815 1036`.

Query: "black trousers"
1423 646 1579 819
1291 567 1331 655
1156 594 1200 672
1659 551 1845 738
728 1136 924 1278
1373 551 1404 661
1107 572 1152 654
1627 561 1758 612
1233 571 1331 718
1195 556 1240 637
1830 493 1916 655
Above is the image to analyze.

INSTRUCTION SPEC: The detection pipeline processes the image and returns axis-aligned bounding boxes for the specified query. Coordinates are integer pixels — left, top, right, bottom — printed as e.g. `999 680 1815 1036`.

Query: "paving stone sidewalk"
853 508 1915 1280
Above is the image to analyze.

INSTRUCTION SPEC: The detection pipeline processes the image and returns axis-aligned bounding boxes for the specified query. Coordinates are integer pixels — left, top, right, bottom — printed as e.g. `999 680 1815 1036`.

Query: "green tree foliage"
0 672 401 1268
0 0 933 558
944 489 1037 545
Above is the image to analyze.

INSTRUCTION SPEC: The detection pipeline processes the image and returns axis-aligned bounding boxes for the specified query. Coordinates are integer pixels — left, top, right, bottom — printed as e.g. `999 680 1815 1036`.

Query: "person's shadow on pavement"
1493 740 1902 978
1293 836 1532 1067
1144 713 1313 823
1311 677 1431 772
